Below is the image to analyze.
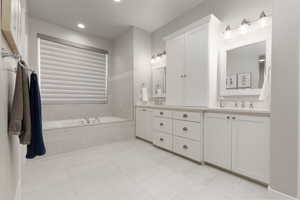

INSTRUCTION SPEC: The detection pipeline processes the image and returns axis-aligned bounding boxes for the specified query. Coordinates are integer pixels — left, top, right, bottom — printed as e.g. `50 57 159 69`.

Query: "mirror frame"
219 24 272 97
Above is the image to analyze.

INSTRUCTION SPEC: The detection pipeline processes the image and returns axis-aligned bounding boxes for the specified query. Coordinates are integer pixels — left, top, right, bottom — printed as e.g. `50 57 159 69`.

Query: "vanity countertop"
136 104 271 117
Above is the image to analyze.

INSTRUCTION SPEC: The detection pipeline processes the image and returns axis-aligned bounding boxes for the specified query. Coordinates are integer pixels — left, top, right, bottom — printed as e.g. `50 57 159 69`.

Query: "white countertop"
136 104 271 116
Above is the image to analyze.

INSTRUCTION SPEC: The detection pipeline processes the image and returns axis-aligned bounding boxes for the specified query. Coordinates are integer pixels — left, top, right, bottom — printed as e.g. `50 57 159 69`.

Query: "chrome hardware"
142 109 147 111
160 138 164 142
183 127 188 132
249 102 254 109
232 116 236 120
183 145 188 150
160 112 164 115
183 114 188 118
160 123 164 126
226 116 230 120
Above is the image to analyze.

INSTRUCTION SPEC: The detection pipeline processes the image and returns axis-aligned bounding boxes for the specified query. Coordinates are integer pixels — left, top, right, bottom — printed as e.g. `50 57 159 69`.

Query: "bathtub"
43 116 135 156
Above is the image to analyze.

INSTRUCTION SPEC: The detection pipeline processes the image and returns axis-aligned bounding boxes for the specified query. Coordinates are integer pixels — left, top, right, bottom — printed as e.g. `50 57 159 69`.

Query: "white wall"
111 28 134 119
133 27 152 105
151 0 272 54
271 0 300 197
28 17 113 121
0 0 28 199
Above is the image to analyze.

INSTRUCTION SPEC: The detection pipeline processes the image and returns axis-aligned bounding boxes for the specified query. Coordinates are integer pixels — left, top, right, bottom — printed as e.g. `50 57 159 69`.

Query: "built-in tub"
43 116 135 156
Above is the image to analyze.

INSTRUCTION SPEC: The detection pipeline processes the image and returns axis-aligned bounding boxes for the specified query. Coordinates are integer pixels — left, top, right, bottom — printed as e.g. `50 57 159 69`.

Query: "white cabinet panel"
172 111 202 122
153 132 173 151
173 120 201 141
153 117 173 134
231 115 270 183
174 136 202 162
166 35 185 105
204 113 232 170
136 108 153 142
184 25 209 106
153 109 172 118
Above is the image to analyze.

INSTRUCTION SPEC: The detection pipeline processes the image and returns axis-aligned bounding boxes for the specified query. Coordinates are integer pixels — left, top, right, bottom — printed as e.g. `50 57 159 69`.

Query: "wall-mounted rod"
1 48 21 59
1 48 35 73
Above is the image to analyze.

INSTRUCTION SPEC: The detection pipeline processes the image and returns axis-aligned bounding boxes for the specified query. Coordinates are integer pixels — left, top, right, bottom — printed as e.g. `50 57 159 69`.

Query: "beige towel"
8 63 32 145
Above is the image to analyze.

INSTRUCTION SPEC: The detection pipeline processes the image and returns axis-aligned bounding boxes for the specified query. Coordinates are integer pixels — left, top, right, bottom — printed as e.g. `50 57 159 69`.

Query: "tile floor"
22 139 288 200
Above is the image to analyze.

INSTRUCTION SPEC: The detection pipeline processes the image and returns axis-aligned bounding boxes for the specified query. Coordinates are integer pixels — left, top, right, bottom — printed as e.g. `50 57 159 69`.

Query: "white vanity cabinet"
204 113 232 170
231 115 270 183
204 112 270 183
165 15 221 107
135 107 153 142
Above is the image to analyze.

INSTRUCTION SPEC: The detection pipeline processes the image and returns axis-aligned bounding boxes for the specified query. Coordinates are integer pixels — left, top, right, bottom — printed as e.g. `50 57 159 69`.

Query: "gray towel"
8 63 32 145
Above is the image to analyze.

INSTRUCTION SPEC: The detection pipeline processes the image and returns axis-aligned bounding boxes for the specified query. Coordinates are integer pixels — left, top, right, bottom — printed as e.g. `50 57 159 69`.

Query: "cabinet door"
184 25 209 106
231 115 270 183
136 108 153 142
204 113 231 170
166 35 185 105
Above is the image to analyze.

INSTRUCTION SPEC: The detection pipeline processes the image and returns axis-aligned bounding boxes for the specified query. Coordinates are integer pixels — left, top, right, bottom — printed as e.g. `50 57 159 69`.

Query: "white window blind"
38 34 108 104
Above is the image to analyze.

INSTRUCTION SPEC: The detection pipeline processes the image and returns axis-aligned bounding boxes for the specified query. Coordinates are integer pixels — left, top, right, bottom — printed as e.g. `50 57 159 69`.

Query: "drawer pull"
183 145 189 150
142 109 147 111
160 123 164 127
160 112 164 116
227 116 230 119
160 138 164 142
182 127 188 132
183 114 188 118
232 116 236 120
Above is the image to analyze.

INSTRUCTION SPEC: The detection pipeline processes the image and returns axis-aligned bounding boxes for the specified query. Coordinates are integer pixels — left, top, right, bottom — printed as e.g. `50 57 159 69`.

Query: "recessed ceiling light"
113 0 122 3
77 23 85 29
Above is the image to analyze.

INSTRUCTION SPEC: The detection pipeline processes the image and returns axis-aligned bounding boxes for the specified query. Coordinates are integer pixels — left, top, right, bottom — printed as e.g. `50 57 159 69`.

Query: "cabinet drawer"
173 136 202 162
153 110 172 118
173 120 201 141
153 118 172 134
173 111 202 122
153 132 173 151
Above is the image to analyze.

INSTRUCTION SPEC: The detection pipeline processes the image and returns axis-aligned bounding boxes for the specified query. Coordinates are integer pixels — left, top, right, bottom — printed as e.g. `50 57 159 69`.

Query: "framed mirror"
152 67 166 98
219 25 272 97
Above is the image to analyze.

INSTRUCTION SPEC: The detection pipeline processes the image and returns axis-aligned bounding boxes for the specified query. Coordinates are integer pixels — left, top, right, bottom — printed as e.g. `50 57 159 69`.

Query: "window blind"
38 34 108 104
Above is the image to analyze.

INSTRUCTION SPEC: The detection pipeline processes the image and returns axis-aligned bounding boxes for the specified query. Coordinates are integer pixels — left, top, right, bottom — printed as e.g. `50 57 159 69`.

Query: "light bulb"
224 25 232 39
77 23 85 29
240 19 250 34
259 11 268 27
151 56 156 64
156 55 161 62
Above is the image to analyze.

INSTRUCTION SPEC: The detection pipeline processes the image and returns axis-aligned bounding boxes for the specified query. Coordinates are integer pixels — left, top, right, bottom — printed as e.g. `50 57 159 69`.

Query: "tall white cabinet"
165 15 221 107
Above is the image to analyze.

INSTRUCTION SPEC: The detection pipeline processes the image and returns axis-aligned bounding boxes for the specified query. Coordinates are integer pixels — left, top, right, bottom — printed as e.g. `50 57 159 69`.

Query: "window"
38 34 108 104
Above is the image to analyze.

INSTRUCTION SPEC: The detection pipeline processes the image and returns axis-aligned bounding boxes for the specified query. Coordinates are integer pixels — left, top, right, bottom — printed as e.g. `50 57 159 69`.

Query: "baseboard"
268 186 298 200
14 179 22 200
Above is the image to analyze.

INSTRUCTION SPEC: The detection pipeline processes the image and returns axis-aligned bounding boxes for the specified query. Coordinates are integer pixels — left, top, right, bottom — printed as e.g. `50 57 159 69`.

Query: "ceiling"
28 0 205 40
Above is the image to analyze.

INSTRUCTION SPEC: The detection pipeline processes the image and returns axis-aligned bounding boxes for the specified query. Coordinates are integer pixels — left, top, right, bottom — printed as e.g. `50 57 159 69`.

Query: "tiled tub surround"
43 117 134 156
136 104 270 185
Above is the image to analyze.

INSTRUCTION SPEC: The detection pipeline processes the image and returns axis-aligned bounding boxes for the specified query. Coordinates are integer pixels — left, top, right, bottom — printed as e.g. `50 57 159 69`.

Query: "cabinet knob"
226 116 230 119
232 116 236 120
160 138 164 142
160 123 164 127
182 127 188 132
160 112 164 116
183 145 189 150
183 114 188 118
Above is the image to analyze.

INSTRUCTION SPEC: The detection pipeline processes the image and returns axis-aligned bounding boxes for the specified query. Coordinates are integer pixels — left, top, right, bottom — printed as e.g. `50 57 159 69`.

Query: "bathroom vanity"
136 14 272 185
135 105 270 184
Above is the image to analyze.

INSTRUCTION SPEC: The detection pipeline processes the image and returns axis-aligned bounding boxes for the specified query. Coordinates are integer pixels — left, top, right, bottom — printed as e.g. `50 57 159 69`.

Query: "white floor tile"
22 139 288 200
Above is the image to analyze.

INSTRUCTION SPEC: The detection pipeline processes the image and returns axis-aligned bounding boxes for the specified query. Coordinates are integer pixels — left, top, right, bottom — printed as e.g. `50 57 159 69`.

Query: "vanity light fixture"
259 11 268 27
151 51 167 65
224 25 232 39
239 19 250 34
223 11 271 39
77 23 85 29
